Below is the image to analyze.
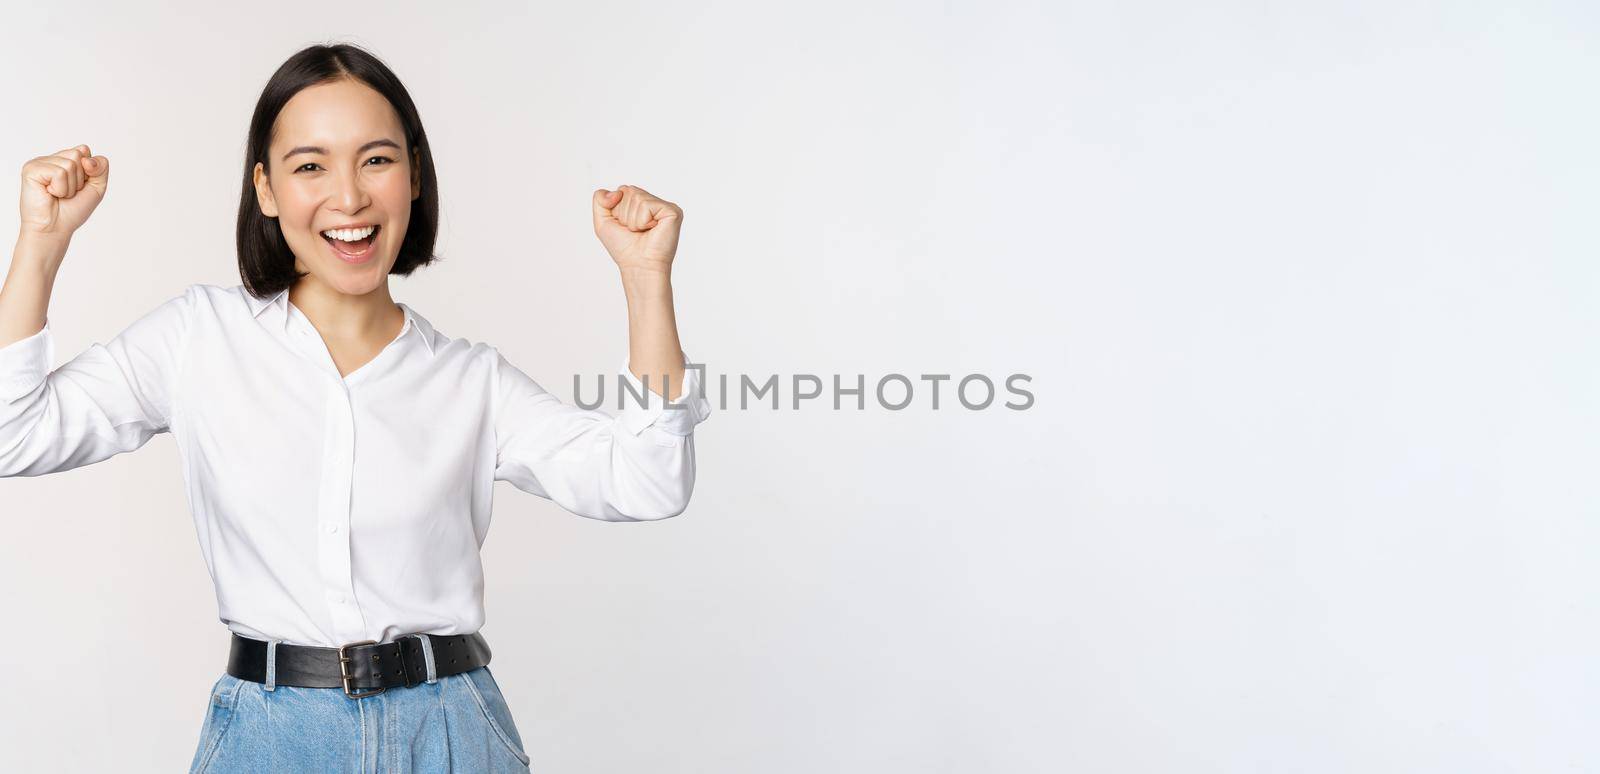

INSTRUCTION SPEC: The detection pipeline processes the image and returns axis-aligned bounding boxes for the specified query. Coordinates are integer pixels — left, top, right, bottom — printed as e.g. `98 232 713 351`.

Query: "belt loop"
265 639 281 692
416 634 438 684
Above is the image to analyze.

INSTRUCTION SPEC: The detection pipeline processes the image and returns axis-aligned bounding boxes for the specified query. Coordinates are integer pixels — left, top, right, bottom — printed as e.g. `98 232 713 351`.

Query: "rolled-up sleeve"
492 349 711 521
0 285 194 477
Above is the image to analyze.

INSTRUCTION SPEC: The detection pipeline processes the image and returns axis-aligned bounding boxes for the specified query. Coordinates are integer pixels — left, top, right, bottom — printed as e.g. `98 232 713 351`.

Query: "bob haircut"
236 43 441 298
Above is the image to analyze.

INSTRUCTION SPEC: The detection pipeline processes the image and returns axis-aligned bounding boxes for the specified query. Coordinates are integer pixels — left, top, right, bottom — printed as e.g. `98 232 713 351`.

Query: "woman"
0 43 710 772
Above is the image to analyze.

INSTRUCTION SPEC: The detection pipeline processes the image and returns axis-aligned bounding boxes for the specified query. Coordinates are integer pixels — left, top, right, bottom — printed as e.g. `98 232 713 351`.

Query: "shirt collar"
245 287 436 356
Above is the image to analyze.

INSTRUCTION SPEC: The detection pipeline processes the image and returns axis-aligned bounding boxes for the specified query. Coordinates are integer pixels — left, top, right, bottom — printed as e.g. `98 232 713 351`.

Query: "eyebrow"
281 138 402 163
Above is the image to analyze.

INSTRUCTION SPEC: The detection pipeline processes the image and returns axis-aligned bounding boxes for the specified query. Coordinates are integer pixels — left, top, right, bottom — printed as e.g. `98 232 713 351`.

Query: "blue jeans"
189 638 532 772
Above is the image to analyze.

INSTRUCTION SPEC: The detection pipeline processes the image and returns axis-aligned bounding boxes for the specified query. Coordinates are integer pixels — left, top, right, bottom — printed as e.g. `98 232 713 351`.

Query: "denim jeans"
188 637 532 772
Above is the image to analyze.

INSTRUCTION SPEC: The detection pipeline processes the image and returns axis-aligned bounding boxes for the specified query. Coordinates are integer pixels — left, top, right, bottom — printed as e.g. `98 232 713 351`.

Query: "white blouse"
0 283 710 647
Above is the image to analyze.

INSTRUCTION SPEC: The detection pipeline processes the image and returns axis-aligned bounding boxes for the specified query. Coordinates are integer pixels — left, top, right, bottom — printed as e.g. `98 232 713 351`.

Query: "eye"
291 157 393 174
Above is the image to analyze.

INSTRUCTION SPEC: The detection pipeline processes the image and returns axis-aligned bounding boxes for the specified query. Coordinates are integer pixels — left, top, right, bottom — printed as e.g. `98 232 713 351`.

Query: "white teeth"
322 225 377 242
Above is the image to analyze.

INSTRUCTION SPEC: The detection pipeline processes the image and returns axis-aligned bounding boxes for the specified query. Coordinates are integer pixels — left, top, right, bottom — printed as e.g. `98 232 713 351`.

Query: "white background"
1 1 1595 771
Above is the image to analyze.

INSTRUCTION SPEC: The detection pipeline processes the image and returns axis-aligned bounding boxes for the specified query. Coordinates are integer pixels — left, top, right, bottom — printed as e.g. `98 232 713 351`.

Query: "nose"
330 165 371 214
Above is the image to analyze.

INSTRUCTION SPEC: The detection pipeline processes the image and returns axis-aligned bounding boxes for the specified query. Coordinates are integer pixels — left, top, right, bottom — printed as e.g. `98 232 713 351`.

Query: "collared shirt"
0 283 710 647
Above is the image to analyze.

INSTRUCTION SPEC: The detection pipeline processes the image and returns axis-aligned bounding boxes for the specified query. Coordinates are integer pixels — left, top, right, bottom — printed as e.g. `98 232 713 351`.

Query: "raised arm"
0 144 192 477
490 184 712 520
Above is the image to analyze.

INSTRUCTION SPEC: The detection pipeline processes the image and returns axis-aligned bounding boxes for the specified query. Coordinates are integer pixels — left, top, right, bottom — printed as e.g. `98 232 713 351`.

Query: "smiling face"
252 78 422 296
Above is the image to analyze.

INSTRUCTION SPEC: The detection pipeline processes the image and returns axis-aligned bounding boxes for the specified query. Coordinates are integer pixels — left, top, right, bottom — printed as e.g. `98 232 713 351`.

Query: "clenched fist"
591 184 683 272
20 144 109 243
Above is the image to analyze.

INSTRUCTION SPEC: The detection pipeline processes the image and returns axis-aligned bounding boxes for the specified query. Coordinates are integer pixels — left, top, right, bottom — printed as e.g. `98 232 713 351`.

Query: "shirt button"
334 595 346 604
324 522 339 534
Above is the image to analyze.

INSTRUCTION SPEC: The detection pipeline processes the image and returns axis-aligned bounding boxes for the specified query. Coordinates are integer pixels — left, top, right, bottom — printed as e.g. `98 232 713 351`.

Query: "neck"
288 277 402 341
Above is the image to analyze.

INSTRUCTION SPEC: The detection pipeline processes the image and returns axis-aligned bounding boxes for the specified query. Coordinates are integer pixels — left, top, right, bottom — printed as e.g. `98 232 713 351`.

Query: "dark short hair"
236 42 441 298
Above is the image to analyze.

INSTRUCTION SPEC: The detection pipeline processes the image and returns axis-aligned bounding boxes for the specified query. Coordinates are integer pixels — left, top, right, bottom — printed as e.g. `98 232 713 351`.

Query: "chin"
325 267 394 295
297 255 395 294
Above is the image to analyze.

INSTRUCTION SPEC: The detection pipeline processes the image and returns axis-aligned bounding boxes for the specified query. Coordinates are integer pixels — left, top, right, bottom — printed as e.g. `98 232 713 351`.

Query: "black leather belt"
226 631 492 699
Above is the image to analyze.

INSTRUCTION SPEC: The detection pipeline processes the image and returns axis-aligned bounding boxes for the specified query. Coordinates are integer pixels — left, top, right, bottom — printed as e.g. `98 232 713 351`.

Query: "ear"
253 161 279 218
410 146 422 201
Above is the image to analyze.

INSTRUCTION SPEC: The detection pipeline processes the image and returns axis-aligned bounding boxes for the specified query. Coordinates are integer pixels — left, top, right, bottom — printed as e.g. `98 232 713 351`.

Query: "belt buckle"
337 640 387 699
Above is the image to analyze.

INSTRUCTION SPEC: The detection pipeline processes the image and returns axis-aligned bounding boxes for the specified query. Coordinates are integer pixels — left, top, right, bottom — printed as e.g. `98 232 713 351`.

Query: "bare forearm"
0 234 67 348
620 266 686 402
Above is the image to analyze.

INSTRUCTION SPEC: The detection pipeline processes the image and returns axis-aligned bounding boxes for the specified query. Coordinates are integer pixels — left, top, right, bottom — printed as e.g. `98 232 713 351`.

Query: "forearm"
620 265 686 402
0 234 67 349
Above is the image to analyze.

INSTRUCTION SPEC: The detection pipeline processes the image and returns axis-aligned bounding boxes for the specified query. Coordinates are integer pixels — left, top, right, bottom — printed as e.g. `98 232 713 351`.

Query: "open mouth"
322 225 381 262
